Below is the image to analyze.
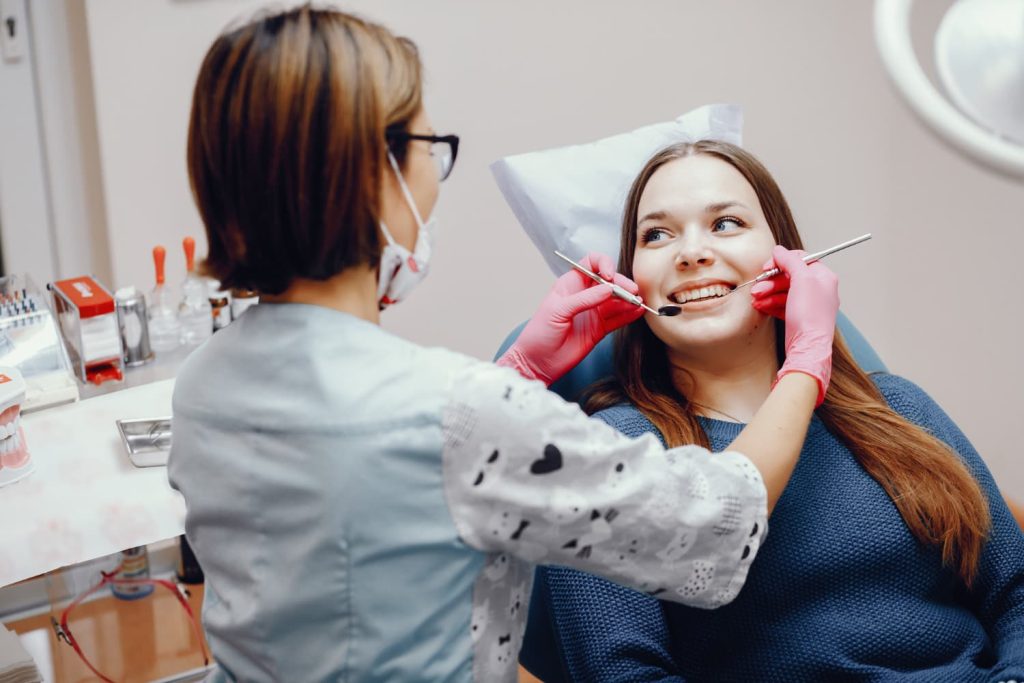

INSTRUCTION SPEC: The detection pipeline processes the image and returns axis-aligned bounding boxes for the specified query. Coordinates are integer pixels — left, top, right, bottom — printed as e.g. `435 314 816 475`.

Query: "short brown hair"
187 5 422 294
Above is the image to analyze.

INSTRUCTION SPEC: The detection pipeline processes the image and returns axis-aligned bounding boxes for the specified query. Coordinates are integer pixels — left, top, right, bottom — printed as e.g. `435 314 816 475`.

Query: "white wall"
0 0 58 284
0 0 111 285
75 0 1024 491
27 0 112 284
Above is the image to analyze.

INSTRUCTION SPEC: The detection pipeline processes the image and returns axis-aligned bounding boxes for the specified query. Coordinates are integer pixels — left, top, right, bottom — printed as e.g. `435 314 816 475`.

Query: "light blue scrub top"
168 303 768 682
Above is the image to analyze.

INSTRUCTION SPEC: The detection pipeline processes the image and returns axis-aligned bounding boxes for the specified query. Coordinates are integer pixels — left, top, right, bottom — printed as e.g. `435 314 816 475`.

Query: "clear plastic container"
148 305 181 352
179 276 212 346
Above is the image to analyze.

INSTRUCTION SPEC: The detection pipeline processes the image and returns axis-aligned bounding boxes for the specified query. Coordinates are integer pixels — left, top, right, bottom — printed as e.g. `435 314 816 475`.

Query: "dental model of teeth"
0 367 33 489
669 284 733 305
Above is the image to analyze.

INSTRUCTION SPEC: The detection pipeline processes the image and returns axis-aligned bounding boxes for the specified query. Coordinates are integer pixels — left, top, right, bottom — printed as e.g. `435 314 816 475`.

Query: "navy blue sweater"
524 374 1024 682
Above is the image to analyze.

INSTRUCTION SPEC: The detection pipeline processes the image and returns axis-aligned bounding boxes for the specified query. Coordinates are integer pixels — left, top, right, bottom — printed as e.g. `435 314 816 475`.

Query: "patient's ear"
1004 495 1024 531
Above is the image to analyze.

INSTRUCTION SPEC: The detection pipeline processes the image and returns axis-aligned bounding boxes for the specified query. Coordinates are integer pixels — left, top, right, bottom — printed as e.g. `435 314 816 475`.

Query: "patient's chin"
653 307 767 358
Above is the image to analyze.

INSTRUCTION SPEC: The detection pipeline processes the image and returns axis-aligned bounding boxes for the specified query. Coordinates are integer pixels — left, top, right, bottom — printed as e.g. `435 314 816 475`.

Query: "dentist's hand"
754 246 839 406
496 253 644 386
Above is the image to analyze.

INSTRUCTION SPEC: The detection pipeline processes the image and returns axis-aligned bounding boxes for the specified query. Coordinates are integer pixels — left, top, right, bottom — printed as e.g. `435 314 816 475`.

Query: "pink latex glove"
497 253 645 386
751 246 839 406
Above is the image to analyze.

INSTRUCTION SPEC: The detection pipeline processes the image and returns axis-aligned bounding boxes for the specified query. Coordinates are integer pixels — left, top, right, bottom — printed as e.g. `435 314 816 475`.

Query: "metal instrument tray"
116 417 172 467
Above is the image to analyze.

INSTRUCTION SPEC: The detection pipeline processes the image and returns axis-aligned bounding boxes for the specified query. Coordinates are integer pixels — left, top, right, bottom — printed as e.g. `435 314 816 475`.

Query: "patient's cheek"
630 265 658 302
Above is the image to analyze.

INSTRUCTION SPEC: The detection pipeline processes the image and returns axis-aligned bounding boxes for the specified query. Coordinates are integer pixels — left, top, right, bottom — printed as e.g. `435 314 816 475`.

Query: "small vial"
207 280 231 332
230 289 259 319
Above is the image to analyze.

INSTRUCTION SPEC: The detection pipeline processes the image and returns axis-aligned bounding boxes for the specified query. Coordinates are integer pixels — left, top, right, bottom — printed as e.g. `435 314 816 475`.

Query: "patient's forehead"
638 155 761 220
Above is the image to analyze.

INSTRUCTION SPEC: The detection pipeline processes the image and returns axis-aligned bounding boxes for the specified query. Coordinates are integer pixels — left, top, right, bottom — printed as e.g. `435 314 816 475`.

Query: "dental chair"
496 312 888 683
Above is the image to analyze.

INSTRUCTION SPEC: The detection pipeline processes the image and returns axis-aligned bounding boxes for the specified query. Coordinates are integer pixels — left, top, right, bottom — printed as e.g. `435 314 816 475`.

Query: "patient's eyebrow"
705 201 750 213
637 210 669 224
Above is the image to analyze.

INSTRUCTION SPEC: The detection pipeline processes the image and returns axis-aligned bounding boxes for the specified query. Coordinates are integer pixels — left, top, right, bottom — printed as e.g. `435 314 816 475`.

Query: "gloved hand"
496 253 645 386
751 246 839 406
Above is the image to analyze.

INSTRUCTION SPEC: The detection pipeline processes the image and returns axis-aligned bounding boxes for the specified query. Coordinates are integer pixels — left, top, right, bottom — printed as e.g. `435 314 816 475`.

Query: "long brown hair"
585 140 990 586
187 6 422 294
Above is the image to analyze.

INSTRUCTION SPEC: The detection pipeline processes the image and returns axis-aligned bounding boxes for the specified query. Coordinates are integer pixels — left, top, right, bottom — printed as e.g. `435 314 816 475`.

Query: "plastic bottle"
179 237 212 346
111 546 155 600
148 246 181 352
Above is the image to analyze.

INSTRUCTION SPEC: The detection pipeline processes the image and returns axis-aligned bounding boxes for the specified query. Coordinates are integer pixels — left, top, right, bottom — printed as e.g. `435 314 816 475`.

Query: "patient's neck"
668 325 779 423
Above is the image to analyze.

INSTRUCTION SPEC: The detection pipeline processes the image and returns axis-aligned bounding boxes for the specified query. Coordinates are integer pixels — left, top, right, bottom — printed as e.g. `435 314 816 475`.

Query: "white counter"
0 379 183 587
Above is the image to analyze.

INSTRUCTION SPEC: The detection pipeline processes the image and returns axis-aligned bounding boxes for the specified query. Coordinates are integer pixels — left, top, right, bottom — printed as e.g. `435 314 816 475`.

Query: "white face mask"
377 152 436 309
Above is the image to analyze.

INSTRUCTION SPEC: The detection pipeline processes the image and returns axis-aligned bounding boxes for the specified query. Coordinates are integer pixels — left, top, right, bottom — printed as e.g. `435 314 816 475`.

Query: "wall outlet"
1 0 26 63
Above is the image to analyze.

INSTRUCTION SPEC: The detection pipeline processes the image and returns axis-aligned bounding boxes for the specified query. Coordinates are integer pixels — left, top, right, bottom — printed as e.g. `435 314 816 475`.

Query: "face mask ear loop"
378 220 399 247
386 151 428 229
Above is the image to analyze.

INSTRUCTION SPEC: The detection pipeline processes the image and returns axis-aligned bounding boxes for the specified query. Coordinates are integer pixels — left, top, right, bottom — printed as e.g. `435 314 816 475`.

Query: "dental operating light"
874 0 1024 178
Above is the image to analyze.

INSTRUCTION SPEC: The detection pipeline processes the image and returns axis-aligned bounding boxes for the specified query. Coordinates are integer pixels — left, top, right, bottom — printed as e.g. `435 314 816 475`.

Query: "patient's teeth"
674 284 735 302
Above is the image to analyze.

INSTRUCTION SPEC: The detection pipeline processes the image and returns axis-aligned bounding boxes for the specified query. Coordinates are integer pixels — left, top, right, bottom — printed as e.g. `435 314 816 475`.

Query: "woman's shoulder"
868 373 942 421
868 373 975 456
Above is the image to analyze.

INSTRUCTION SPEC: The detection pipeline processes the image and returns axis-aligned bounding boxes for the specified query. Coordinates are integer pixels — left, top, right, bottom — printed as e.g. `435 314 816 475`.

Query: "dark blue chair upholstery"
494 312 887 682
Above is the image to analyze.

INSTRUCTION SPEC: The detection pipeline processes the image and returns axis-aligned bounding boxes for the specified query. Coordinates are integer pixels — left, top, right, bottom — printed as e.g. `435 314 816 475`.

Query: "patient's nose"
675 235 715 269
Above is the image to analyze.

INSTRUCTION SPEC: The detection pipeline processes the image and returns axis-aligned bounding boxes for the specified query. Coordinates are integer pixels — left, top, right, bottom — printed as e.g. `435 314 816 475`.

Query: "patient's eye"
640 227 668 244
712 217 744 233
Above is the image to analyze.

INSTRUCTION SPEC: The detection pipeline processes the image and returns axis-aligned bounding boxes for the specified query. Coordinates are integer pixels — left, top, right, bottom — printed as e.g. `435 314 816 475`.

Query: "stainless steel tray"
116 417 172 467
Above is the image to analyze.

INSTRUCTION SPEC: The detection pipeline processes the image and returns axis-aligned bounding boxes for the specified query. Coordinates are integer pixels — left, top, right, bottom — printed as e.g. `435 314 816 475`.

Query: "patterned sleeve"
441 361 768 609
876 374 1024 675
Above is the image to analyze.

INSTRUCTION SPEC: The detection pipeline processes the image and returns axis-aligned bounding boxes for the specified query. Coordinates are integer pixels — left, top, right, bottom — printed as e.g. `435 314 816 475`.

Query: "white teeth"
0 424 20 450
1 431 19 452
674 284 731 303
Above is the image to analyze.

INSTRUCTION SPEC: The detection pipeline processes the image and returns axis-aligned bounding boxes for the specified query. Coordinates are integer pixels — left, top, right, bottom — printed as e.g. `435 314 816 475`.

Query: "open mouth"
668 284 734 306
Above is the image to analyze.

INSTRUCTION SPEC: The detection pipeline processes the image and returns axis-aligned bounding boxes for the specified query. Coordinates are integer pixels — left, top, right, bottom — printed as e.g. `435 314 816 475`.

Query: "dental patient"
523 141 1024 682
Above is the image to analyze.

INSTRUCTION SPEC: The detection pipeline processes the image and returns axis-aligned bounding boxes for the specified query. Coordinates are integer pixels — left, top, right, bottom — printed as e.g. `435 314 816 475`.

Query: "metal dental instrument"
553 251 678 316
733 233 872 291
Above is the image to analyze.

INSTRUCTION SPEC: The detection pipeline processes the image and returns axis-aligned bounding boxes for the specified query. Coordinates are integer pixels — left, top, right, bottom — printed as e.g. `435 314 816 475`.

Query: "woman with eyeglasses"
168 7 842 682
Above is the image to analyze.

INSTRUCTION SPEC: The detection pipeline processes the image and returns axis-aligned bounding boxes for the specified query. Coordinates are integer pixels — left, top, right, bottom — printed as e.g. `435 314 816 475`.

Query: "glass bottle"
148 246 181 352
178 237 212 346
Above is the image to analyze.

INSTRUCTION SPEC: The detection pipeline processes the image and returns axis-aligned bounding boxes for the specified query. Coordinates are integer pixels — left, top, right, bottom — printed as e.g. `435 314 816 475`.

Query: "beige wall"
75 1 1024 490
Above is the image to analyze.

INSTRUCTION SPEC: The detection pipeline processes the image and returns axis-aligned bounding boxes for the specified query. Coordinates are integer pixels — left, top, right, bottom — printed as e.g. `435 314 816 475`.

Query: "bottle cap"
183 237 196 273
153 246 166 285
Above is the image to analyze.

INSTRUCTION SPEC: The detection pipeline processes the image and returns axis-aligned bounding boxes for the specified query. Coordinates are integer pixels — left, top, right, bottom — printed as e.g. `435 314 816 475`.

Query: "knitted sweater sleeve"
544 406 686 682
875 374 1024 676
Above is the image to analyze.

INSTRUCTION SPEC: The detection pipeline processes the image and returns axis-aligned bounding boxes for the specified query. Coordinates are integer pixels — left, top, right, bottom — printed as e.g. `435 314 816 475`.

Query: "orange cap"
153 246 166 285
183 237 196 273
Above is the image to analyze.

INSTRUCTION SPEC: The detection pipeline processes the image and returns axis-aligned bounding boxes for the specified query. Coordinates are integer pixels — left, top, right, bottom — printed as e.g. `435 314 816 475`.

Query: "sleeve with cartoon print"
441 361 768 609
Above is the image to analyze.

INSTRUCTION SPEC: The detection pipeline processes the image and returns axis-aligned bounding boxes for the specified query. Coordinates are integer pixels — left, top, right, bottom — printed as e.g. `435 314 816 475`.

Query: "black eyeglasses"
386 132 460 181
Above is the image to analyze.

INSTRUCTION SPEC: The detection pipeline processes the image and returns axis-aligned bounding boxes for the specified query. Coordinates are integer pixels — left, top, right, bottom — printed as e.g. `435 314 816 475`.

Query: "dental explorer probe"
732 233 873 291
553 251 680 316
